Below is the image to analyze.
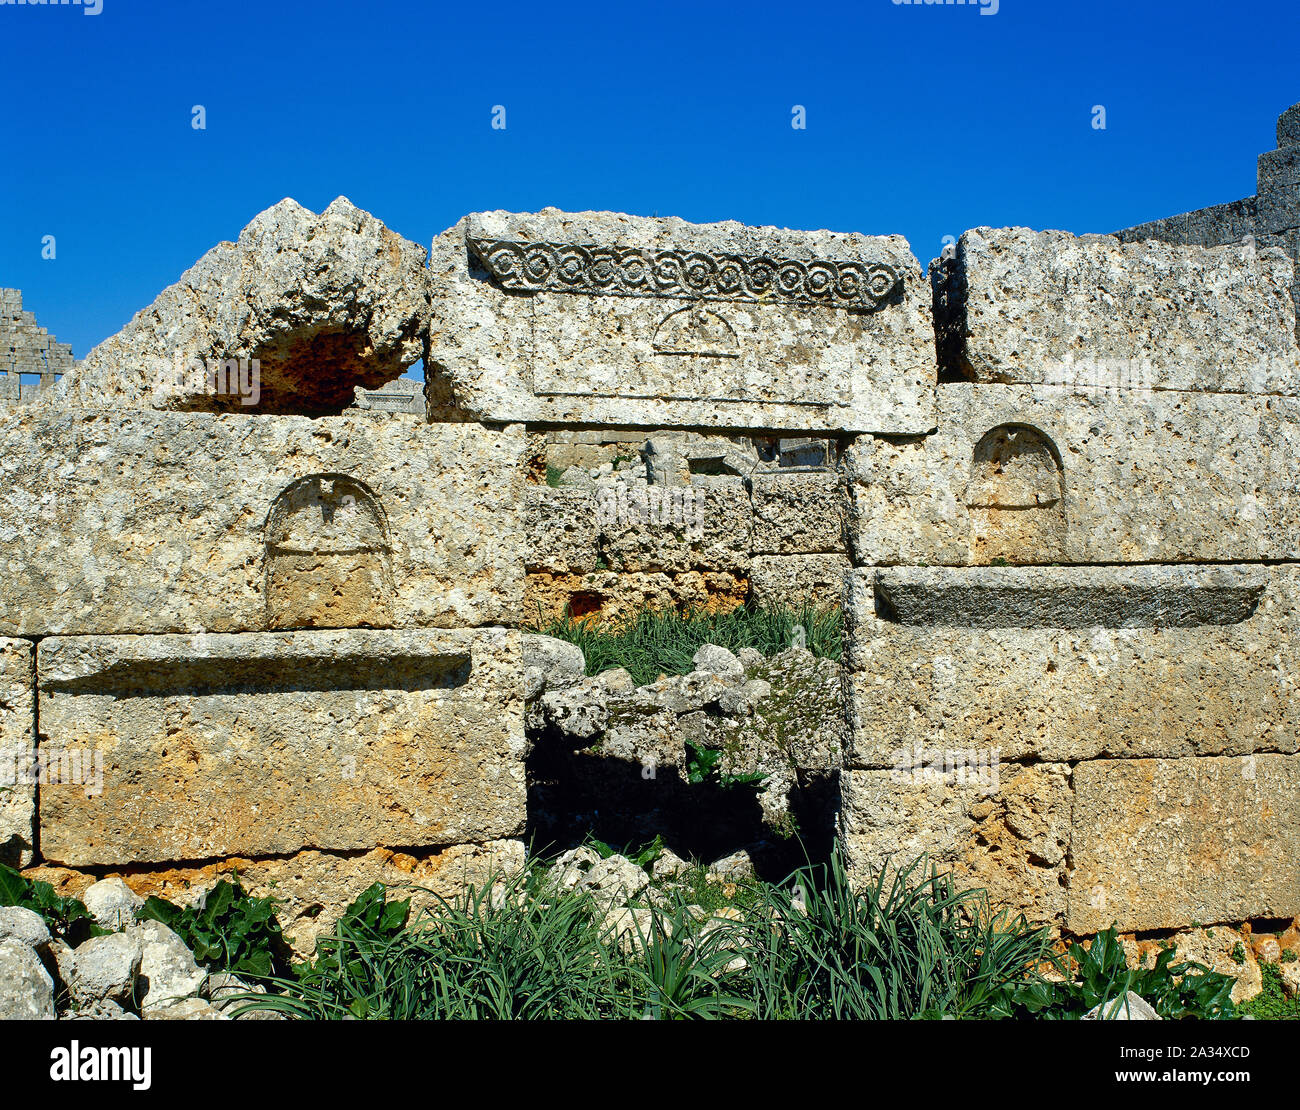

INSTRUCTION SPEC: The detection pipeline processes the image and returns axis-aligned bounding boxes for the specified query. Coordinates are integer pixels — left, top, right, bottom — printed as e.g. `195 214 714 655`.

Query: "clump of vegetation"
529 602 843 686
1239 962 1300 1019
136 875 291 979
236 851 1066 1021
1001 928 1238 1019
0 863 107 945
685 741 767 791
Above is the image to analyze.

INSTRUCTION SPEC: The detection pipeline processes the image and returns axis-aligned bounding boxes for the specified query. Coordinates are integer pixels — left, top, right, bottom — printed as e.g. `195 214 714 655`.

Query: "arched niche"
264 474 394 629
965 424 1066 564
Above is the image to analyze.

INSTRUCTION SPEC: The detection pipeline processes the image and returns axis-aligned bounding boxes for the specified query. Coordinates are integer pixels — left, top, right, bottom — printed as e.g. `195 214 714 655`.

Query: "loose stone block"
1069 755 1300 933
427 209 936 433
935 227 1299 392
844 565 1300 767
36 628 525 867
0 411 524 635
749 554 849 609
842 763 1071 926
750 470 845 554
0 638 34 867
846 385 1300 566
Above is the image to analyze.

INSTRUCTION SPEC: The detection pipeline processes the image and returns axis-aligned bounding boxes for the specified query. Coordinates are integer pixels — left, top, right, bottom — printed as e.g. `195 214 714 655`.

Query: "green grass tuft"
528 602 843 686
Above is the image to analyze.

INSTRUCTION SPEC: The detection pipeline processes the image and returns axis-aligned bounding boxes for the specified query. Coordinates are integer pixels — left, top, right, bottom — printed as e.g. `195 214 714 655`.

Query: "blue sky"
2 0 1297 362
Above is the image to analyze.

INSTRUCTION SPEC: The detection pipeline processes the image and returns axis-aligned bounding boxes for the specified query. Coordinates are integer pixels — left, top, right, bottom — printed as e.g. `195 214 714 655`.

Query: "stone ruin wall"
2 105 1299 955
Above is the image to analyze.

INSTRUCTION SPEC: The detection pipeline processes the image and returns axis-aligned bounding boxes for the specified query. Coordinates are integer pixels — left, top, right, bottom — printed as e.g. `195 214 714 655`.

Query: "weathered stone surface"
0 906 49 949
37 628 525 865
935 227 1299 391
750 471 845 554
0 637 34 867
525 570 748 625
600 647 844 832
82 877 145 931
845 566 1300 766
0 938 54 1019
522 632 585 701
427 209 936 433
525 487 600 575
68 931 143 1008
130 920 207 1016
0 411 524 635
1069 755 1300 934
692 644 744 678
749 554 849 609
597 479 752 575
846 386 1300 566
1082 992 1161 1021
57 197 429 414
874 564 1267 629
843 762 1071 926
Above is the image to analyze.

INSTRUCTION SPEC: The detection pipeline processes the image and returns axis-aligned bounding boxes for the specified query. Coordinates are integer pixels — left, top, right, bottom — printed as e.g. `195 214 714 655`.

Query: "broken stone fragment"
0 939 55 1019
57 197 430 415
1082 992 1161 1021
522 633 586 700
0 906 50 951
692 644 744 679
82 877 145 931
67 931 143 1009
130 920 208 1017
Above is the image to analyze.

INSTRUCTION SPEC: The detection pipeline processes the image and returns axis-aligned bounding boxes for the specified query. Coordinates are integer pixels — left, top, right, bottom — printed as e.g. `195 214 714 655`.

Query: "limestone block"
597 479 752 573
749 554 849 609
750 470 845 554
525 487 600 574
937 227 1299 391
1257 147 1300 237
842 763 1071 926
56 198 429 414
846 385 1300 566
525 570 748 625
1069 755 1300 933
36 628 525 866
0 411 524 635
0 638 34 867
844 565 1300 767
427 209 936 433
845 434 970 566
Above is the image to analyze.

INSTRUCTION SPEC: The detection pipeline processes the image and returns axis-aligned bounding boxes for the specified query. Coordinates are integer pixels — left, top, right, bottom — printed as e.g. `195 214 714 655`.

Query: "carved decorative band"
467 237 901 310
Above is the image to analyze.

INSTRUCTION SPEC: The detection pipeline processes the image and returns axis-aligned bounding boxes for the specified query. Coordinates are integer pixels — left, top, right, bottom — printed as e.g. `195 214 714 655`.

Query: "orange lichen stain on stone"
524 570 748 625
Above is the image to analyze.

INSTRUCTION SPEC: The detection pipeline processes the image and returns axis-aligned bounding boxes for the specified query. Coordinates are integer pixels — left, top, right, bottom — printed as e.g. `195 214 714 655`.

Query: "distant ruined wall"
1116 101 1300 336
2 99 1298 952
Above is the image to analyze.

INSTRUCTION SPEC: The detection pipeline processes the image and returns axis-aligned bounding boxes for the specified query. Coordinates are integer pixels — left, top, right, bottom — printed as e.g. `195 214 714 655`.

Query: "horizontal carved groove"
873 565 1267 628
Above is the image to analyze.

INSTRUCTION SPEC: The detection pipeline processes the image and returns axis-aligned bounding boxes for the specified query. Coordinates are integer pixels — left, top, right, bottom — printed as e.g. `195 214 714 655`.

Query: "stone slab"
36 628 525 866
842 763 1071 926
846 385 1300 566
749 470 845 554
427 209 936 433
936 227 1299 391
0 410 524 635
1069 755 1300 933
0 638 34 867
749 554 849 609
844 565 1300 767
